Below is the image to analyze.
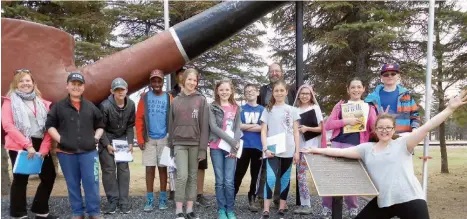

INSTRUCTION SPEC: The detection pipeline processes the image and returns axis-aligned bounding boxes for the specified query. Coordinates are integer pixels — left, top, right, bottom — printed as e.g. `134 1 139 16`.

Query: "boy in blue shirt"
234 84 264 212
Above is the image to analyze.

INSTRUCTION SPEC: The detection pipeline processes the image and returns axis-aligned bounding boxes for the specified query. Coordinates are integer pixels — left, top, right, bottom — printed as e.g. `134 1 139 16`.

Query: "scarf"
10 89 48 139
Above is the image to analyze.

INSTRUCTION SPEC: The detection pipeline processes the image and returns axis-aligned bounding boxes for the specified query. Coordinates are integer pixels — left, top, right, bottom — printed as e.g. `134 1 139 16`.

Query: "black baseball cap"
67 72 85 84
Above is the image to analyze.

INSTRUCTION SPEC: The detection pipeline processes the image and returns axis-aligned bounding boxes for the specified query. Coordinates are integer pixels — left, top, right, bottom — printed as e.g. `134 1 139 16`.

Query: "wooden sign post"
304 154 378 219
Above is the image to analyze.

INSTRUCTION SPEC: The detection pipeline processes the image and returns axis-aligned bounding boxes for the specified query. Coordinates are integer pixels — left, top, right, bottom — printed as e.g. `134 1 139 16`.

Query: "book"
262 132 286 158
341 102 366 133
12 151 44 175
218 129 244 158
112 139 133 162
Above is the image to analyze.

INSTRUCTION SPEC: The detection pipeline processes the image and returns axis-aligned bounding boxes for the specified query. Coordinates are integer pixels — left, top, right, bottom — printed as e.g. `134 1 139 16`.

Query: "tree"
268 2 427 112
1 1 118 66
430 1 467 173
108 1 268 98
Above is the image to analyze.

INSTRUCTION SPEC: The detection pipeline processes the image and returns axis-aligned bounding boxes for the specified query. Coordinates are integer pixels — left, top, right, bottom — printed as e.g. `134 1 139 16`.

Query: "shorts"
142 136 167 167
198 150 208 170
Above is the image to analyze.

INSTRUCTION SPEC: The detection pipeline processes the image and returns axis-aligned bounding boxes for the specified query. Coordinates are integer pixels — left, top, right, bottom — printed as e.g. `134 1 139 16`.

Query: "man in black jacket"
258 63 296 107
46 72 105 219
99 78 136 214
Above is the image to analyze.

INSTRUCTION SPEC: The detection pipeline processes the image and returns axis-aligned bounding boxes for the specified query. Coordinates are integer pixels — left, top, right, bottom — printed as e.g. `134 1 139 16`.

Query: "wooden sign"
305 154 378 196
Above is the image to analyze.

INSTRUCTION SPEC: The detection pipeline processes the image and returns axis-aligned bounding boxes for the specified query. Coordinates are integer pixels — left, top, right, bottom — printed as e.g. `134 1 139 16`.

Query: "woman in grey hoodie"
168 69 209 219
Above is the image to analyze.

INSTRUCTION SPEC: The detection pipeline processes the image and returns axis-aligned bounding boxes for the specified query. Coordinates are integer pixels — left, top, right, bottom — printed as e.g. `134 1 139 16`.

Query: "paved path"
1 195 369 219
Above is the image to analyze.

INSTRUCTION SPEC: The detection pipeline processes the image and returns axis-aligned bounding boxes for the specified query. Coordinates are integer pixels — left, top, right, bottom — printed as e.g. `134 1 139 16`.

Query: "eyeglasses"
244 90 256 94
376 126 394 132
300 93 312 96
382 72 398 77
15 69 30 74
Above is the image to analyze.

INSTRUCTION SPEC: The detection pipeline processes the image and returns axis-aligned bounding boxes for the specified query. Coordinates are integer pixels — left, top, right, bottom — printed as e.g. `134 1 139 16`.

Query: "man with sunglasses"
365 63 420 134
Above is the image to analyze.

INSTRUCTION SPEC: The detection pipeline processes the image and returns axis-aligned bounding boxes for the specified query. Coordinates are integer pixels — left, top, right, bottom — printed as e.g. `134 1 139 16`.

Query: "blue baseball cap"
380 63 400 74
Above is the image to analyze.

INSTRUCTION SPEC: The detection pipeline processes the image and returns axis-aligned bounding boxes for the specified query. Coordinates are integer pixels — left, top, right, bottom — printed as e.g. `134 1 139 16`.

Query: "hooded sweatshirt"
364 84 420 133
168 90 209 159
292 84 327 148
99 94 136 149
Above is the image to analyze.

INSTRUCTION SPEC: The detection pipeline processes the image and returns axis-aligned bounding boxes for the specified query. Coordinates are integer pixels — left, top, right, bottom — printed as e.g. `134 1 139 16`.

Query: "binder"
12 151 44 175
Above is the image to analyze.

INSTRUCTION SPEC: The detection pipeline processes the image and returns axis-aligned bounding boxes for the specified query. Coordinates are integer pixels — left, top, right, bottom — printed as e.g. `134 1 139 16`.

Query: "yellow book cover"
341 102 366 133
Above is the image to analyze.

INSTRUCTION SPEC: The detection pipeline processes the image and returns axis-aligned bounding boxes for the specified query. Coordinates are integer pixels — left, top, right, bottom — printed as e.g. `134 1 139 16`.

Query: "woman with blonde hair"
2 69 58 219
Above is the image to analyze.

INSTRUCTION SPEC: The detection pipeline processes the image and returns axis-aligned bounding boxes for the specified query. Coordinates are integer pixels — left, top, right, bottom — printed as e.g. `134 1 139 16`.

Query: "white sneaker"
349 208 358 217
321 207 332 218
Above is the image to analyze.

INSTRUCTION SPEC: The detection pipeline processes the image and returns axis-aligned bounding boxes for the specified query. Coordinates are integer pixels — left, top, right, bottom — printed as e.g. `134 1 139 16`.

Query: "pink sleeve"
367 105 377 133
320 121 327 148
324 102 345 131
1 99 32 149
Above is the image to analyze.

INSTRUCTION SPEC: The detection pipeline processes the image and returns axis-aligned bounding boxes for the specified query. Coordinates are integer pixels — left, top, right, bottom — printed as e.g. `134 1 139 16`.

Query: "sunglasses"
382 72 398 77
14 69 31 74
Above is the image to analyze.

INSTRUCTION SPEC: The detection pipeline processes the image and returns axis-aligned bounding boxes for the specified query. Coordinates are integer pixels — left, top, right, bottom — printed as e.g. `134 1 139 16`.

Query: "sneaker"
299 206 312 215
349 208 358 217
293 206 304 214
261 211 270 219
175 213 185 219
143 198 154 212
103 202 117 214
120 205 131 214
196 194 210 207
226 212 237 219
248 200 259 212
277 209 286 219
35 214 59 219
217 209 228 219
321 207 332 219
255 197 263 209
186 212 199 219
159 196 168 210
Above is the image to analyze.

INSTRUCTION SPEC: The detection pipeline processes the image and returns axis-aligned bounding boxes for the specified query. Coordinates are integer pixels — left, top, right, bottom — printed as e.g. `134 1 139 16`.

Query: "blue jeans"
210 149 237 212
57 151 100 216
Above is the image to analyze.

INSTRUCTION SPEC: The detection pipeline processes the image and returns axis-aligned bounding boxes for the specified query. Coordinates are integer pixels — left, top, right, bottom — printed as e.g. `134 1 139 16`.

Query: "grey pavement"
1 195 369 219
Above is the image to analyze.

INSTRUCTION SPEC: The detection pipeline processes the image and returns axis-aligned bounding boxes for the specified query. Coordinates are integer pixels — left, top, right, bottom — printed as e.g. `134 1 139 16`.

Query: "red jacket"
136 91 173 144
1 96 52 155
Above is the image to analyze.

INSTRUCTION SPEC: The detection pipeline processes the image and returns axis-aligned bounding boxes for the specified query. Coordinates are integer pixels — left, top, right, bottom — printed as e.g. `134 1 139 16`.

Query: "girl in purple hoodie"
321 77 376 218
292 84 327 215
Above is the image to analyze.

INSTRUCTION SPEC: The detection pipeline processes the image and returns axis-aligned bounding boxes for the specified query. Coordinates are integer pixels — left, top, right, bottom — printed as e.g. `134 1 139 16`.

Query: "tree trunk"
434 7 449 173
438 95 449 173
1 144 11 195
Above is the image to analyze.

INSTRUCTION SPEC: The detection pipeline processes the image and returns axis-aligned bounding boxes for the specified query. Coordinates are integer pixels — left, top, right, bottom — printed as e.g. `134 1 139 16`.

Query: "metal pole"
422 0 435 199
295 1 303 207
164 0 171 91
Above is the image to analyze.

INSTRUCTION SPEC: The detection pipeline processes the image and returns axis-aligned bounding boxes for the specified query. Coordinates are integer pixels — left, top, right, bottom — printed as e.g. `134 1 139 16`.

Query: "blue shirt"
240 104 264 151
379 87 399 114
147 92 168 139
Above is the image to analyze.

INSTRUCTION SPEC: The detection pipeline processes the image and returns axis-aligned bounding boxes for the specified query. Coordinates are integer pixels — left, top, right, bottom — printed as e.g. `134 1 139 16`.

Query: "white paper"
112 140 133 162
218 130 243 158
160 146 176 168
267 132 286 154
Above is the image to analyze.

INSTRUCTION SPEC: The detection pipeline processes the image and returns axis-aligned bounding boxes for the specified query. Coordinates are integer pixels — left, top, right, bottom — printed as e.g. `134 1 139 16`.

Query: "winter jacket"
365 84 420 133
99 94 136 151
208 102 242 154
168 91 209 160
1 96 53 155
325 100 377 144
135 91 173 144
45 96 105 153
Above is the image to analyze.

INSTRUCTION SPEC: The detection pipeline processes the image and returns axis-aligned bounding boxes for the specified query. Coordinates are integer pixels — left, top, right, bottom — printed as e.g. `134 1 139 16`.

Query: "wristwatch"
263 149 268 153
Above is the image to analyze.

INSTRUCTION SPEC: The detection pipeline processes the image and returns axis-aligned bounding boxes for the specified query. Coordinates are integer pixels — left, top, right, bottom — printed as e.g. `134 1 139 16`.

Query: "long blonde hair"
181 68 199 89
6 70 42 98
214 79 236 106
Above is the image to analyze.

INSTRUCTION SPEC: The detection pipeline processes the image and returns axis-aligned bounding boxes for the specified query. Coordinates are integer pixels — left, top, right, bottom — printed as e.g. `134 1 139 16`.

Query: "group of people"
2 63 466 219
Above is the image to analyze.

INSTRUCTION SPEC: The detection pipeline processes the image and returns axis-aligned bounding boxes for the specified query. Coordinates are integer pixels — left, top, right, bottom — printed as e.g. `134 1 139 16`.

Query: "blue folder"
12 151 44 175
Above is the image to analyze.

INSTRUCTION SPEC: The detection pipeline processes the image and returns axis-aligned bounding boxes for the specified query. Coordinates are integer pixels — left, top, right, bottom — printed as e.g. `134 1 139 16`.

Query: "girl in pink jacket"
320 77 376 218
2 69 57 219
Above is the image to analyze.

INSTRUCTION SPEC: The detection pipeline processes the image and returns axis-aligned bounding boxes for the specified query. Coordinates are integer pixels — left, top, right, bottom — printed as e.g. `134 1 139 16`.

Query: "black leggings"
355 198 430 219
9 138 57 217
233 148 262 199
